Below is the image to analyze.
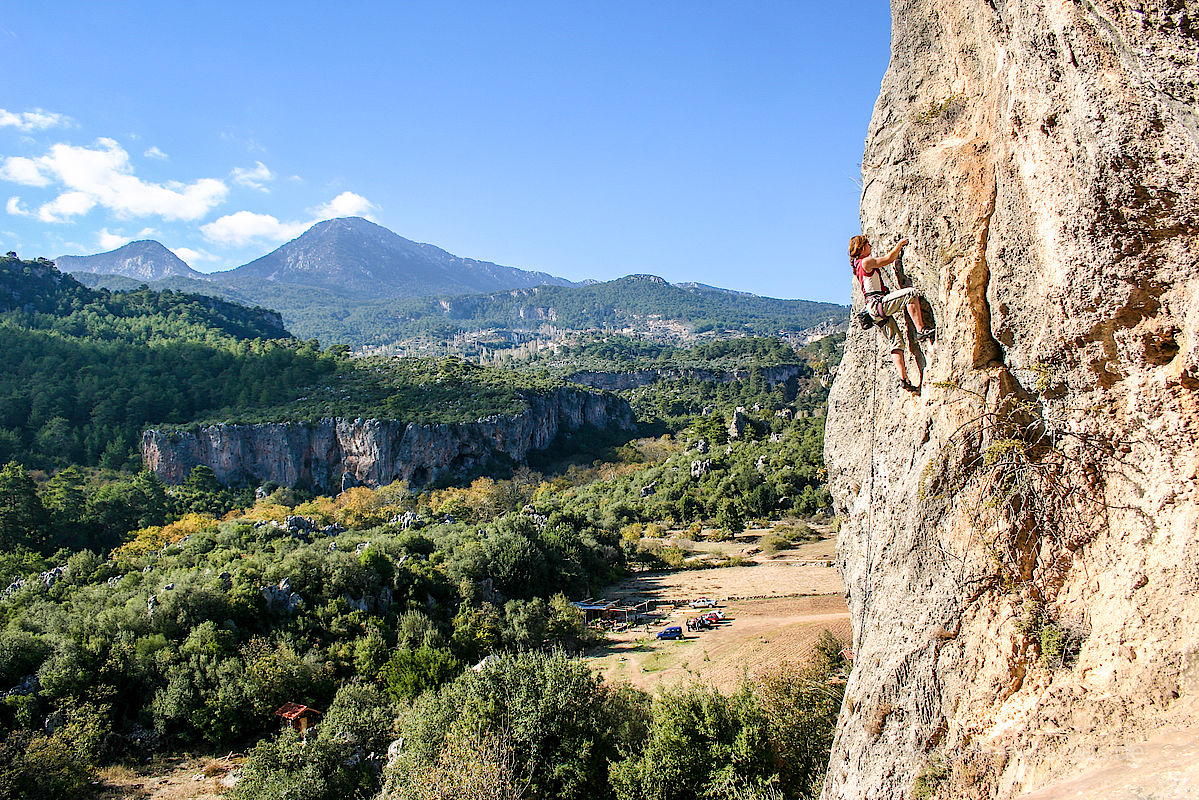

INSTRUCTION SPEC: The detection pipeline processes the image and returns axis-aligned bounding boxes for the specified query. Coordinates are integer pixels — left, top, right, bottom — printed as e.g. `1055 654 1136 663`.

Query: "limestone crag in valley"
824 1 1199 798
142 387 633 490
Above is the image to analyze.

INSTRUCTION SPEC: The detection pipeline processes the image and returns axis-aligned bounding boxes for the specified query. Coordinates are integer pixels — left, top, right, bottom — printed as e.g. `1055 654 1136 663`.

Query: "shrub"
912 755 950 800
379 646 462 702
387 651 647 800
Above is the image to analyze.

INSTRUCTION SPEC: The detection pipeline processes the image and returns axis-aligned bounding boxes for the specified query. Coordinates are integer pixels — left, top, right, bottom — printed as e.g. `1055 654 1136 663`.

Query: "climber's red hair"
848 235 869 264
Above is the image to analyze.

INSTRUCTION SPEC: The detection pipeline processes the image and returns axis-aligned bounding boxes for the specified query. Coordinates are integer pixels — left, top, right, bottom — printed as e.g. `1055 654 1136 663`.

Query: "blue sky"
0 2 891 303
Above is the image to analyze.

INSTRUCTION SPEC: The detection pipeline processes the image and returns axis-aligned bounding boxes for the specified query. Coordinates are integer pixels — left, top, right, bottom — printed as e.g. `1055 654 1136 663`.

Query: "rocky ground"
94 756 241 800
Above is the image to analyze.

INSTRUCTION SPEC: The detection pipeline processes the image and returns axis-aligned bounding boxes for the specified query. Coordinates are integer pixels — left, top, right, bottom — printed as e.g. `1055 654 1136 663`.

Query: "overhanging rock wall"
824 2 1199 797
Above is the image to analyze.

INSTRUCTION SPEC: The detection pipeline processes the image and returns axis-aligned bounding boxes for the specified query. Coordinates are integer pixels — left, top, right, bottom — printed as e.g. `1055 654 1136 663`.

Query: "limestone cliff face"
824 2 1199 798
142 388 633 490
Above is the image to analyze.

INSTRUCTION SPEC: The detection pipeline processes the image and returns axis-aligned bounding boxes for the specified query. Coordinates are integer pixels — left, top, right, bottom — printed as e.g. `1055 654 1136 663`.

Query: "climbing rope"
858 327 880 654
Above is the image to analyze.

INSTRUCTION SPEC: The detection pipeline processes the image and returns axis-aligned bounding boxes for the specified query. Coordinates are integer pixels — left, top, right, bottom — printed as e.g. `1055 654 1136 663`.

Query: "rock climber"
848 235 935 392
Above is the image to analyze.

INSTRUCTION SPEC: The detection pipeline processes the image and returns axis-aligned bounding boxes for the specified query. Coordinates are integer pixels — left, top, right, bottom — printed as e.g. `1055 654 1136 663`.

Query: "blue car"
656 626 684 640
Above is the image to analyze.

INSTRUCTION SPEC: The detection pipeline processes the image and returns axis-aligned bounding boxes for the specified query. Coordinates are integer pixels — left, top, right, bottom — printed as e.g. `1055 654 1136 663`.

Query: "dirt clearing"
94 756 241 800
585 547 849 693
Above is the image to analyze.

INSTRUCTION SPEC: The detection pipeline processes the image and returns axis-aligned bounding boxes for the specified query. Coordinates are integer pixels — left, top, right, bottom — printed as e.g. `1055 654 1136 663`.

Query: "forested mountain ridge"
76 271 847 351
0 256 643 481
62 220 848 350
54 240 206 282
409 274 846 335
0 254 336 470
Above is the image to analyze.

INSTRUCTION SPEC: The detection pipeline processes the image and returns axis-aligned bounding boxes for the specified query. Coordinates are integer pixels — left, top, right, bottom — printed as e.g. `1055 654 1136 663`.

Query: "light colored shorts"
869 287 919 352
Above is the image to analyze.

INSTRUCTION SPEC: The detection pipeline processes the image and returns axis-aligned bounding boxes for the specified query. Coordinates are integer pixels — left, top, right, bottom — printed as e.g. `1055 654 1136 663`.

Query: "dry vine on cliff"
921 369 1137 615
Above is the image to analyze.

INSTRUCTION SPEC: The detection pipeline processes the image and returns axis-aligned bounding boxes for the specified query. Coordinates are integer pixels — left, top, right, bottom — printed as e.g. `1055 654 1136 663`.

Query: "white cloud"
6 197 30 217
172 246 219 264
0 156 50 187
313 191 376 220
97 228 130 250
0 108 72 132
97 226 157 250
38 191 97 222
231 161 274 191
202 191 377 248
144 146 169 160
200 210 308 247
0 138 227 223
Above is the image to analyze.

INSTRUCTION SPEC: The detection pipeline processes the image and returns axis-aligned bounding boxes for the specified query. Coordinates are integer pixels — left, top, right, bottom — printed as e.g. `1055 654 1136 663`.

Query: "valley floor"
585 526 849 693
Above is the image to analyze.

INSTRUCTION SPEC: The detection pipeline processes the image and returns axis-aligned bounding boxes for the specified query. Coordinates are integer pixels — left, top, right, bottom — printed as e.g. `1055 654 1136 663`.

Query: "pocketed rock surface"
824 2 1199 798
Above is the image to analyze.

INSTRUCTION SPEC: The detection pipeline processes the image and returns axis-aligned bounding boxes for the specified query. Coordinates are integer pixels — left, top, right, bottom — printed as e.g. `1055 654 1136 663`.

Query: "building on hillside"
275 702 320 736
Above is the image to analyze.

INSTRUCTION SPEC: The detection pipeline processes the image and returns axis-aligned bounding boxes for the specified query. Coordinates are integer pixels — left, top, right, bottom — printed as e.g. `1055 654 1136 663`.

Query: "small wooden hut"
275 702 320 736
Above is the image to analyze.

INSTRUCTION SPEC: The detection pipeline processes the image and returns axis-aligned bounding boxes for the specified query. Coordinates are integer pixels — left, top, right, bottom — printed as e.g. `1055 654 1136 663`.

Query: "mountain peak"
56 240 206 282
215 218 575 300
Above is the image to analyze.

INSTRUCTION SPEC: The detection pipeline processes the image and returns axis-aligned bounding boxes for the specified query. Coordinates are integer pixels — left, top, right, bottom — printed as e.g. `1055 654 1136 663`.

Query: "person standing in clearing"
849 235 935 391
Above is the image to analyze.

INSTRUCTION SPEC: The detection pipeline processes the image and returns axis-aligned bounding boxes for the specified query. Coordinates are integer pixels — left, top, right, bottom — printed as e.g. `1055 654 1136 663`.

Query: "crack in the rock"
968 174 1005 368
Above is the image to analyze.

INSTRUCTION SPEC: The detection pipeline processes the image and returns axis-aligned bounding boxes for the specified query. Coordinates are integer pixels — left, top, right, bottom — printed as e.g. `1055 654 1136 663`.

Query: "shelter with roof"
275 702 320 736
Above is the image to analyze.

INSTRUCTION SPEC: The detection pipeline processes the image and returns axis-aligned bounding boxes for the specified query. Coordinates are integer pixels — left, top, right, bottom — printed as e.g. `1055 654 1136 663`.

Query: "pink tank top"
853 258 888 295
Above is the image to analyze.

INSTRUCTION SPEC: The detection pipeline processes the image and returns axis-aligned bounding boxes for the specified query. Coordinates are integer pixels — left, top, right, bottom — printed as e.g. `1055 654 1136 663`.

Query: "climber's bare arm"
861 239 909 272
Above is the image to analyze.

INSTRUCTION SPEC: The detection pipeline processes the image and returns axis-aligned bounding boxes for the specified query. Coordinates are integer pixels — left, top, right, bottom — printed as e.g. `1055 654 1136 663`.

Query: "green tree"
380 645 462 703
612 685 773 800
715 498 744 534
390 650 649 800
232 684 394 800
0 461 49 552
352 625 389 681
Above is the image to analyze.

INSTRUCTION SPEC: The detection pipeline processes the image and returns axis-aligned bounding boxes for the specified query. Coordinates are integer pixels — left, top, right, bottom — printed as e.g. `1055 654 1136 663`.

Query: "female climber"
848 235 935 392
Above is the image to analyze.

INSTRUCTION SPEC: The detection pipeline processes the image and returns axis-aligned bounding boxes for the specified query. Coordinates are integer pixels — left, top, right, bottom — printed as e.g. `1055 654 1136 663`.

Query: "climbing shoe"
899 378 919 393
917 327 936 343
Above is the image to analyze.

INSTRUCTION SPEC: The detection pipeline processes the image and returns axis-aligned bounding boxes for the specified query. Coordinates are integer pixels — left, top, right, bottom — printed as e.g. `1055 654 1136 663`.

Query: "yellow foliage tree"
114 513 218 559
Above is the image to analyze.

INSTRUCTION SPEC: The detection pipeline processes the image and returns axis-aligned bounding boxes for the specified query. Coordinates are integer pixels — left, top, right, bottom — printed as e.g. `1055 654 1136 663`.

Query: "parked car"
702 612 722 624
657 625 684 640
689 598 718 608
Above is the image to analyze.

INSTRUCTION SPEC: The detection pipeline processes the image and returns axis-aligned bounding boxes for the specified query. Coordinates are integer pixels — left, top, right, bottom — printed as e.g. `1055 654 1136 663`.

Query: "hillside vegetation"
0 255 338 471
1 256 625 469
2 250 848 800
0 398 841 800
0 321 845 800
76 271 848 351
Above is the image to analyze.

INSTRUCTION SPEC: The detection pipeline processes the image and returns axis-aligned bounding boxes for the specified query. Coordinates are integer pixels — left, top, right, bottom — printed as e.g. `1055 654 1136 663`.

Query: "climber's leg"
876 287 917 318
880 318 916 391
907 297 926 331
